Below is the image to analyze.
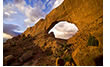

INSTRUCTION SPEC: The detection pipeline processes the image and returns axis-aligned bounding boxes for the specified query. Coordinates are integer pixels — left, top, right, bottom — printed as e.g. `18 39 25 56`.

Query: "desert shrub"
21 34 28 40
63 54 73 62
53 48 64 57
57 50 64 57
42 42 47 48
54 42 72 57
58 42 72 51
27 34 31 38
87 35 99 46
22 36 26 40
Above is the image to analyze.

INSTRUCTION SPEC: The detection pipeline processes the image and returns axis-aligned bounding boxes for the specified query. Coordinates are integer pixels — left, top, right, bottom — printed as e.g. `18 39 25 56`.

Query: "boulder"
4 55 14 65
4 55 14 62
19 50 33 62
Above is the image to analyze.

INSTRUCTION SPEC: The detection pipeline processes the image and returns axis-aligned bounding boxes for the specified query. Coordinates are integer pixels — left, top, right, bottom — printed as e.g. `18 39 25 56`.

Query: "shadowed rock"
94 55 103 66
49 32 55 38
19 50 33 62
4 55 14 65
56 58 65 66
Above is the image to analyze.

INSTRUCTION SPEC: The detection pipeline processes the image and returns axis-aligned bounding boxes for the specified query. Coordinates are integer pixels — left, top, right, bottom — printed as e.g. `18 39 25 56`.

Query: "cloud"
13 0 26 12
4 0 64 28
3 33 13 42
54 21 78 32
3 33 12 39
3 23 22 42
3 23 20 36
49 21 78 39
3 0 65 41
3 3 17 20
14 0 24 3
52 0 64 9
12 0 62 26
25 6 45 22
12 0 47 27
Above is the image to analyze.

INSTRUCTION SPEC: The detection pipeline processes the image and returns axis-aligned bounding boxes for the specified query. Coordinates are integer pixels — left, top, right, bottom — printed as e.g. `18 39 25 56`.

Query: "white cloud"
3 33 12 39
4 12 9 15
12 0 46 27
4 0 64 28
49 21 78 39
4 12 10 17
24 18 32 24
14 0 26 13
3 0 66 41
52 0 64 9
3 3 17 20
3 33 13 42
3 0 51 34
24 18 34 27
25 6 45 22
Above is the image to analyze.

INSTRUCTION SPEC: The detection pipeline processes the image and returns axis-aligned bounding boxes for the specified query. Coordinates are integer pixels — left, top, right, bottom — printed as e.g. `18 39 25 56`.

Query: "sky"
49 21 79 39
3 0 64 41
3 0 79 41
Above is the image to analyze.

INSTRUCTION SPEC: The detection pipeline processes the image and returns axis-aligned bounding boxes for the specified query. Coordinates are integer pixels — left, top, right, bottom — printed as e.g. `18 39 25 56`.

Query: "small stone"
65 61 71 66
4 55 14 65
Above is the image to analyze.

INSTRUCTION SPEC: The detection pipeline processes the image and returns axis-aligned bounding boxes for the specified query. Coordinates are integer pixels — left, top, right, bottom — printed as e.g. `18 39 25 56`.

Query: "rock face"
3 0 103 66
23 0 103 37
56 58 65 66
49 32 55 38
19 50 33 62
72 46 103 66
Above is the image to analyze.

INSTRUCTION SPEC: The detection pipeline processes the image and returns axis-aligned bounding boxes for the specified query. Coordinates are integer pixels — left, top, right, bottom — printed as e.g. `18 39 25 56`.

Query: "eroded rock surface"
3 0 103 66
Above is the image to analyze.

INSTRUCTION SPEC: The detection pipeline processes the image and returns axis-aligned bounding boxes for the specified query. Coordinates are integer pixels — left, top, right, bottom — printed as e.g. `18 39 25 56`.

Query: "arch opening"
48 21 79 40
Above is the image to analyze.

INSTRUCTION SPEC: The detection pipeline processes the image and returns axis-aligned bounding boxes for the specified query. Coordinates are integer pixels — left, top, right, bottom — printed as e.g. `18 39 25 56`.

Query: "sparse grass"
54 42 73 58
58 42 72 51
57 50 64 57
87 35 99 46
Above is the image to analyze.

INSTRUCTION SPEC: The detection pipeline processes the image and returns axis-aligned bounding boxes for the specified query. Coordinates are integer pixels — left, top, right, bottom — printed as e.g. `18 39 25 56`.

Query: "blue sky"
3 0 64 41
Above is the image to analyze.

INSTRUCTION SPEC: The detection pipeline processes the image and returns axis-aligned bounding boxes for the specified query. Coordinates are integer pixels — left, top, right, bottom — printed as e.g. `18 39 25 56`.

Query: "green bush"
87 35 99 46
57 51 64 57
63 54 73 62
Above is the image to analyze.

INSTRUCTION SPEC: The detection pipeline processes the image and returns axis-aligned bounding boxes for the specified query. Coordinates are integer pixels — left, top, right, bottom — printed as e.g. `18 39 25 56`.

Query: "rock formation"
3 0 103 66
